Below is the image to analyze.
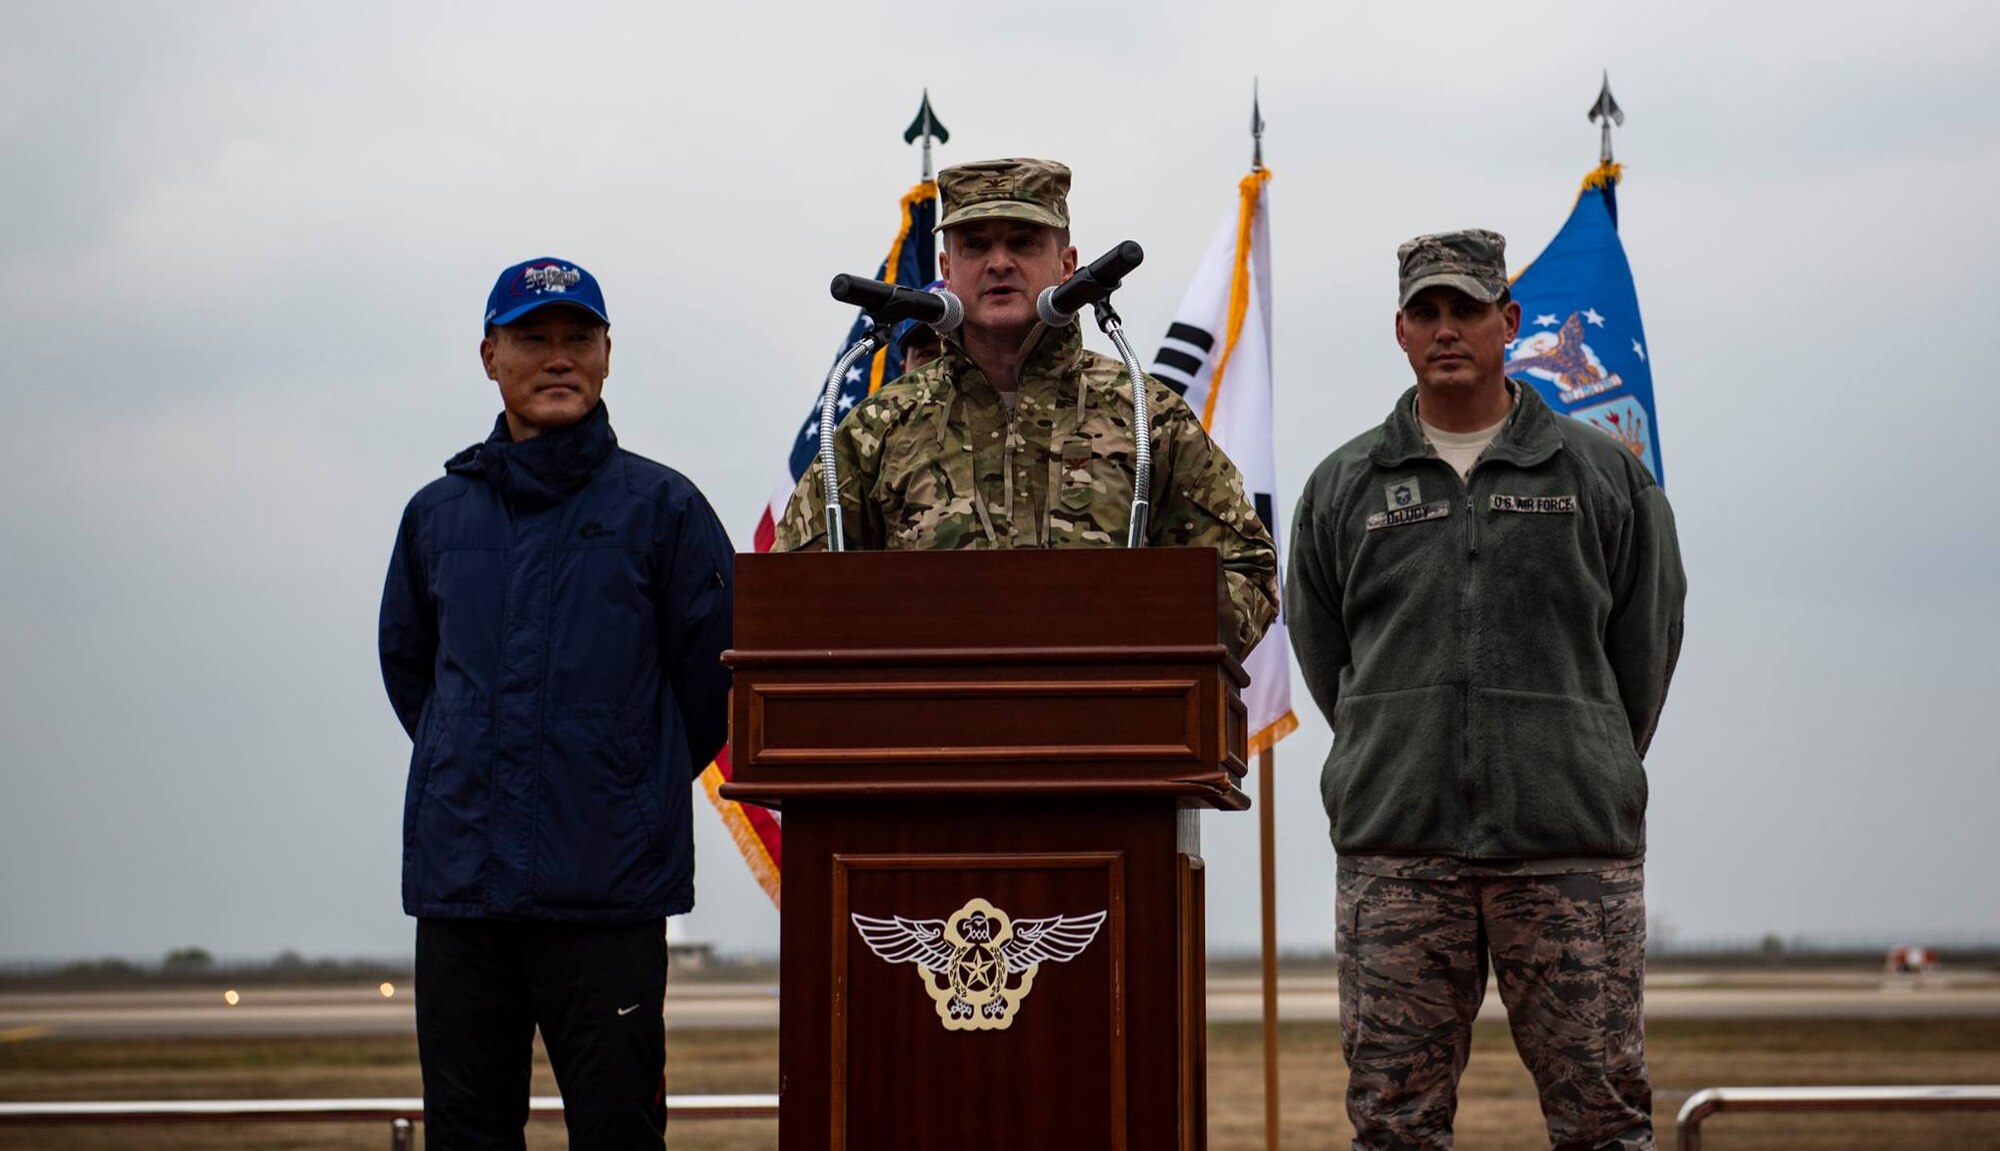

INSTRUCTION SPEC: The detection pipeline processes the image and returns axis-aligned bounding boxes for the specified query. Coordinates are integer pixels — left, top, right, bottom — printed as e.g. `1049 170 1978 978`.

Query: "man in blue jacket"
379 257 734 1149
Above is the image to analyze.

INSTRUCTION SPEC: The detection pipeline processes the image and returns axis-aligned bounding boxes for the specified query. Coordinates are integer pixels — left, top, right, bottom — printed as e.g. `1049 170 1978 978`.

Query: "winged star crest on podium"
851 898 1107 1031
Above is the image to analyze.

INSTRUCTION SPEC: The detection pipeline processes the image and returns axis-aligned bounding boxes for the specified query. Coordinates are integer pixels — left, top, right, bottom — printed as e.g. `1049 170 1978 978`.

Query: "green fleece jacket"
1287 383 1686 859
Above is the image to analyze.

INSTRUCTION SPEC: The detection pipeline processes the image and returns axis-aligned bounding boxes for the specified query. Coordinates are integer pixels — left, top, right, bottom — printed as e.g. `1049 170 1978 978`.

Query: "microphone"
1036 240 1145 326
829 275 963 332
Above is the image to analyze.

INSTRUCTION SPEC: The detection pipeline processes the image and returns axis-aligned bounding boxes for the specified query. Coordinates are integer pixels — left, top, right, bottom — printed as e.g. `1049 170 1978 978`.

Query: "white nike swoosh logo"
616 1003 642 1016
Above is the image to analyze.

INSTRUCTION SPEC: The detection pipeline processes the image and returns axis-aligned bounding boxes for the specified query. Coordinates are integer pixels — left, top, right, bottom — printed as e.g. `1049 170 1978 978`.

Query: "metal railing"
1676 1085 2000 1150
11 1085 1999 1148
0 1095 778 1149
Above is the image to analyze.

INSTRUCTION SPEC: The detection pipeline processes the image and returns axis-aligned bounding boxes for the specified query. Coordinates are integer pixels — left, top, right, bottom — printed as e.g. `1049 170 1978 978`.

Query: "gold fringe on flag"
699 762 781 907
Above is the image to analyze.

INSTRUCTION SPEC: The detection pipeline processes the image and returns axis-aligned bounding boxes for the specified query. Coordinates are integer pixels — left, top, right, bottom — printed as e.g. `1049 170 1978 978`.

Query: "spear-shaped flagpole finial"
1588 69 1624 165
904 90 951 182
1251 78 1266 170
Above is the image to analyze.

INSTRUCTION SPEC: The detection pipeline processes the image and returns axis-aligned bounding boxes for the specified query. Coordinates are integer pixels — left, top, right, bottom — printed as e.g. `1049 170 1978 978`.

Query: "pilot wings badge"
851 897 1107 1031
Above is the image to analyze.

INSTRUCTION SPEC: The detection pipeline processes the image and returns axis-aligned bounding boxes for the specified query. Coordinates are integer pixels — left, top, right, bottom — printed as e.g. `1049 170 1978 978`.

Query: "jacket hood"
446 401 618 510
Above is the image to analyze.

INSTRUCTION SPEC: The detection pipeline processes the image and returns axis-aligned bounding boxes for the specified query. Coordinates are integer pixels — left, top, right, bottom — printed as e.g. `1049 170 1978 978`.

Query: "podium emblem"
851 897 1107 1031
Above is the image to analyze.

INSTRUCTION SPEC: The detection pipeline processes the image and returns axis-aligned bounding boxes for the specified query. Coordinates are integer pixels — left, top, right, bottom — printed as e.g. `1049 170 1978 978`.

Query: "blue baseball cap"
483 257 610 329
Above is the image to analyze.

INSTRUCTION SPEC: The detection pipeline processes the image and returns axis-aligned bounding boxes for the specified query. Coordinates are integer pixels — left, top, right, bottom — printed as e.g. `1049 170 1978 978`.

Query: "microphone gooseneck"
1094 305 1152 548
818 332 882 552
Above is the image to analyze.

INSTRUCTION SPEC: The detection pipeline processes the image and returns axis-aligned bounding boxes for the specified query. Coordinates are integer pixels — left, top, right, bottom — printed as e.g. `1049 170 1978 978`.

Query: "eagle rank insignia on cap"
850 897 1107 1031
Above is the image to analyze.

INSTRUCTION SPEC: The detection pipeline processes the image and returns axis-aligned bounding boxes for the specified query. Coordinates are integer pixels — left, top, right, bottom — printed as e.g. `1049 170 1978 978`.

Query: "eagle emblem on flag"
851 898 1107 1031
1506 312 1623 404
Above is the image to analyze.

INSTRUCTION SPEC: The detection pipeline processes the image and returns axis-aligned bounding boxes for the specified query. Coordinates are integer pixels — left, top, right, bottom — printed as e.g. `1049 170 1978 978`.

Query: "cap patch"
520 264 582 294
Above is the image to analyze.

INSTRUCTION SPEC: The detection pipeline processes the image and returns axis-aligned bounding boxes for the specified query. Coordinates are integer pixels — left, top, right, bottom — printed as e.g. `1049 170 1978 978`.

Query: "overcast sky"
2 1 1995 963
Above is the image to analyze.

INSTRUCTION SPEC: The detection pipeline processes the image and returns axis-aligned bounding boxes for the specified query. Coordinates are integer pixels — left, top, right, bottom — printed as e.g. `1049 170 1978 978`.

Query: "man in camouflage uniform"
1287 231 1686 1150
775 158 1277 653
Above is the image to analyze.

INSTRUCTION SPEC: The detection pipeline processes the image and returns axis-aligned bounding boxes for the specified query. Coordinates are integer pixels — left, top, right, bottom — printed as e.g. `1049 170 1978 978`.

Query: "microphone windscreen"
930 289 964 333
1035 285 1078 328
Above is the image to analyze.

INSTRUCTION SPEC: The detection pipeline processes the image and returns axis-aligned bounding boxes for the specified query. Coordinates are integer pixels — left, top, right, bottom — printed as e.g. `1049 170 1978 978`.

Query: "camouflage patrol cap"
1396 229 1509 308
935 158 1070 231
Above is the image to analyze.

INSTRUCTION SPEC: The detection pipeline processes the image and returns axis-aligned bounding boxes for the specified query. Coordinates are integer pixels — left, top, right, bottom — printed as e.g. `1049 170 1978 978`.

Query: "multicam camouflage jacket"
773 322 1279 653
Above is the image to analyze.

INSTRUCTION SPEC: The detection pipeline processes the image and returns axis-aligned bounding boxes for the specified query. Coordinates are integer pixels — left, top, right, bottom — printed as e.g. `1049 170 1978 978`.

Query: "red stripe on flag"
752 507 775 555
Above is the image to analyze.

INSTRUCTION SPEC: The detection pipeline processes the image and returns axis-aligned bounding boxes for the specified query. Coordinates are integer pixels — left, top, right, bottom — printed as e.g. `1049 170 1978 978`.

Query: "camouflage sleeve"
1144 383 1280 654
770 406 889 553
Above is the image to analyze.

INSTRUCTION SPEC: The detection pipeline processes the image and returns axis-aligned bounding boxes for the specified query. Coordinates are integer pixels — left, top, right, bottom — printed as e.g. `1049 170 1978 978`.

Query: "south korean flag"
1151 168 1295 754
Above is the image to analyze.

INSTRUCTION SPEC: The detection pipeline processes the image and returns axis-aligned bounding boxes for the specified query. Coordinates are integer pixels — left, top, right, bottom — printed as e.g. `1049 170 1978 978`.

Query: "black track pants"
415 918 668 1150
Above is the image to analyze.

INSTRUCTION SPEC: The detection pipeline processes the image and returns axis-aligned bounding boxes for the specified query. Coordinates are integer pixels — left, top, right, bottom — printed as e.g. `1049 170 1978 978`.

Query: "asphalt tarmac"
4 972 1996 1040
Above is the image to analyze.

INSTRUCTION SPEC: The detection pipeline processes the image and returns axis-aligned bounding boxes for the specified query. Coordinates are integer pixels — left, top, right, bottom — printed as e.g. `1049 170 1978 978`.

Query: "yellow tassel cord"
867 180 940 396
1200 168 1273 430
1580 161 1624 192
699 762 781 908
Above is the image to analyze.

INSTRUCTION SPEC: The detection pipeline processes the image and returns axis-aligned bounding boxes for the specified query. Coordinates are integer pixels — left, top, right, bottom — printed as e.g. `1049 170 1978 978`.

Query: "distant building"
666 918 712 971
1885 945 1936 975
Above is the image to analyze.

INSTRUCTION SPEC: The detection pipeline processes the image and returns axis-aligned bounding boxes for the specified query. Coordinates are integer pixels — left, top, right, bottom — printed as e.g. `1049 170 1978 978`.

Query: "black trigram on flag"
1151 322 1215 397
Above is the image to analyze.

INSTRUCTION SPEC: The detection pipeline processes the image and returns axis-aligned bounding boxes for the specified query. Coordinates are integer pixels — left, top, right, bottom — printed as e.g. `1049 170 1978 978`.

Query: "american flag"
699 180 940 906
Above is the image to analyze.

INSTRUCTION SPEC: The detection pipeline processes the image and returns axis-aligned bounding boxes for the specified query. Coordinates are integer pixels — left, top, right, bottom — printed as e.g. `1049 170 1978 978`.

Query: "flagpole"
921 101 934 181
1259 748 1280 1149
1247 80 1283 1151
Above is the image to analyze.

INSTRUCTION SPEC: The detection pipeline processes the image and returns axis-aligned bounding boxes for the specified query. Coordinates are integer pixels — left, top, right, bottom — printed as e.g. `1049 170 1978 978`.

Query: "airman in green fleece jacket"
1288 229 1685 1151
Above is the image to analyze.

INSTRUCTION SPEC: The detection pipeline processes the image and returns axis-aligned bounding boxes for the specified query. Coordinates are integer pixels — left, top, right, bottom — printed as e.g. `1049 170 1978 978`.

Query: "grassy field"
3 1018 1997 1149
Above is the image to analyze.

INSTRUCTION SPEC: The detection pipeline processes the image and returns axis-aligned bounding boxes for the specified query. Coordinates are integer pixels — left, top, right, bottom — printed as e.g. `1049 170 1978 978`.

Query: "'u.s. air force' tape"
1490 494 1578 513
1366 499 1452 531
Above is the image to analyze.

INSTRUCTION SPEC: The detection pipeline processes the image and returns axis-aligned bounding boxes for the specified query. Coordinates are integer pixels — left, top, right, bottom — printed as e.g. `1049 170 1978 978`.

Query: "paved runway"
4 973 1996 1040
1208 972 2000 1024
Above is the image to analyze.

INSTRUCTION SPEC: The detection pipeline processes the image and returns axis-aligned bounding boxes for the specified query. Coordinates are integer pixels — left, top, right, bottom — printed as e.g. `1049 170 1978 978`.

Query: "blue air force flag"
1507 164 1665 485
1151 169 1296 754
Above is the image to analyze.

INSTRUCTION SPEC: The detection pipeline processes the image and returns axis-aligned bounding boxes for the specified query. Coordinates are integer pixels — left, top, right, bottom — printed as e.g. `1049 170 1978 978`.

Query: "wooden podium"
722 548 1248 1151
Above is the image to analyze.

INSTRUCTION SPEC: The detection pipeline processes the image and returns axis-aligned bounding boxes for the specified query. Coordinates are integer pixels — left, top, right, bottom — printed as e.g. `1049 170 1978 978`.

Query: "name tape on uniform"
1366 500 1453 531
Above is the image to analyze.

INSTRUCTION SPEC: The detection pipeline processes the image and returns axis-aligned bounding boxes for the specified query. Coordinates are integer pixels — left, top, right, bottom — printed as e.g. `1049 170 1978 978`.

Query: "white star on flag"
1534 314 1558 327
1632 339 1646 361
844 364 864 385
1584 308 1606 326
838 392 857 412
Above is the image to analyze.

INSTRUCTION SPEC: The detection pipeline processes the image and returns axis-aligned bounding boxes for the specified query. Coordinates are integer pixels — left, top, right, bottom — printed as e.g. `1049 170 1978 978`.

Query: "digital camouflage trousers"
1335 860 1652 1151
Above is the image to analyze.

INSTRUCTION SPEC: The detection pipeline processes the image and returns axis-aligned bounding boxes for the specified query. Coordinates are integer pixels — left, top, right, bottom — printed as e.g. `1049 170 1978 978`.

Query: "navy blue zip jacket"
379 402 734 920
